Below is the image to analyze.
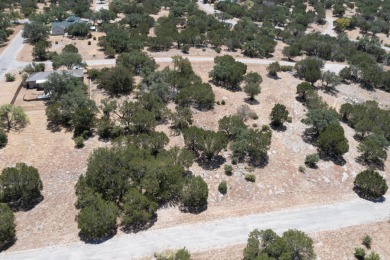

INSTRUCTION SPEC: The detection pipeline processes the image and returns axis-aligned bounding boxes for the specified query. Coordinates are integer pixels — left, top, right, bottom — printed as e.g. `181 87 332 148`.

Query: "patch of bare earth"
2 61 389 252
190 222 390 260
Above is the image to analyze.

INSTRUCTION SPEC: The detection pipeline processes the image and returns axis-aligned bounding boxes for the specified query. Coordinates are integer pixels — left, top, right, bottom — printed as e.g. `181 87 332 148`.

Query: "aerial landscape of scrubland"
0 0 389 259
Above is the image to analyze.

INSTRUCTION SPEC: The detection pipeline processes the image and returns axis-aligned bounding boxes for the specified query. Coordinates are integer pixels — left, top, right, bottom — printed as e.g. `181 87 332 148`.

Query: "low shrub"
74 136 84 148
5 73 15 82
224 164 233 175
218 181 228 194
245 174 256 182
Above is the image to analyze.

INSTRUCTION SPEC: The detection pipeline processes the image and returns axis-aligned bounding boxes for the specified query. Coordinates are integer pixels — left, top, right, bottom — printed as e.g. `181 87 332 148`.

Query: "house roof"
51 15 83 30
26 69 84 82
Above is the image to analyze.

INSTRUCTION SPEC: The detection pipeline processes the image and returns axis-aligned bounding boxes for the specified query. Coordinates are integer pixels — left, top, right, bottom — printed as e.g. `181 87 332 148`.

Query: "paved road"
2 195 389 260
0 29 25 79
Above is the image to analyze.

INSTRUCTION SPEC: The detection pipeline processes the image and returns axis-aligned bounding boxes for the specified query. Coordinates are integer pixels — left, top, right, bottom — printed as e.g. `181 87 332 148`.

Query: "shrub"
221 100 226 105
280 65 293 72
354 247 365 260
0 130 7 149
93 37 96 40
224 164 233 175
55 41 58 44
77 196 118 241
305 154 319 168
366 252 380 260
218 181 228 194
0 163 43 210
354 170 388 199
245 174 256 182
181 176 208 212
181 44 190 54
215 47 221 53
362 235 372 249
75 136 84 148
5 73 15 82
299 165 306 173
175 248 191 260
88 41 91 45
232 157 238 165
0 203 16 249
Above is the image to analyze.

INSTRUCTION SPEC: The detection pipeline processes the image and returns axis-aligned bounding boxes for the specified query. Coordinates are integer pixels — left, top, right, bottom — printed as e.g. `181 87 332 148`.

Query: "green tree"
270 104 289 126
22 22 49 43
180 176 208 212
0 104 29 131
318 124 349 156
121 189 157 229
0 203 15 249
218 181 228 194
175 248 191 260
244 83 261 101
303 109 340 135
357 135 389 163
296 82 315 101
0 163 43 210
32 40 50 61
295 57 324 84
170 107 192 133
77 196 118 240
62 44 79 53
117 51 157 76
267 62 280 78
321 71 341 91
98 66 135 96
67 23 90 37
282 45 300 61
282 229 315 260
209 55 247 90
72 105 97 137
52 52 84 70
218 115 246 140
354 170 388 199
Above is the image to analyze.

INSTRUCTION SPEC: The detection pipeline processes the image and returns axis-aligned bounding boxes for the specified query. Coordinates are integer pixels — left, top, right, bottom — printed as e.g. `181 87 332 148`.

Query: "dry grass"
190 221 390 260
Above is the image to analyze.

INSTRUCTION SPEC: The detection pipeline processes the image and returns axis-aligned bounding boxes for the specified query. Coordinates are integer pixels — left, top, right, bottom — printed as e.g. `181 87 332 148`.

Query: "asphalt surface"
1 195 389 260
0 29 25 79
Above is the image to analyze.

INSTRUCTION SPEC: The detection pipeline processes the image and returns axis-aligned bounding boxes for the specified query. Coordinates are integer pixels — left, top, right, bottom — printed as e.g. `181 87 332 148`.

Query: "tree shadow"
355 156 385 171
244 98 259 105
270 123 287 132
353 187 386 203
7 195 44 212
301 128 317 145
248 154 269 168
318 151 346 166
322 87 339 97
121 214 158 234
196 155 226 170
267 74 280 80
179 203 208 214
79 228 117 244
0 239 16 253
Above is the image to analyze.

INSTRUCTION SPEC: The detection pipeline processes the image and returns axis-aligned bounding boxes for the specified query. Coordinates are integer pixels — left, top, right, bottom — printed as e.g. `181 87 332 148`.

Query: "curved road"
2 195 389 259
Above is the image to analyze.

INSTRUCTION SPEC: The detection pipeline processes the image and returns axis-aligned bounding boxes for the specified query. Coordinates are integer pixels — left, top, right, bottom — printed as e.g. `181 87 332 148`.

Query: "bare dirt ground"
0 69 24 104
0 25 23 55
346 29 390 46
191 221 390 260
2 62 389 252
17 31 107 62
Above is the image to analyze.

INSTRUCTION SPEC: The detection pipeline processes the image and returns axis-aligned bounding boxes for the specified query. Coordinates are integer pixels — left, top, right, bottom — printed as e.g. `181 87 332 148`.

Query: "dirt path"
2 195 389 259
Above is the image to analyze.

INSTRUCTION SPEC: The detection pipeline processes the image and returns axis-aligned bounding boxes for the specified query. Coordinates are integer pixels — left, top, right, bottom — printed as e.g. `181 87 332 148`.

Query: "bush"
354 247 365 260
299 165 306 173
88 41 91 45
181 176 208 212
218 181 228 194
74 136 84 148
215 47 221 53
0 203 16 249
232 157 238 165
181 44 190 54
362 235 372 249
0 130 7 149
305 154 319 168
77 196 118 241
93 37 96 40
175 248 191 260
5 73 15 82
280 65 293 72
224 164 233 175
221 100 226 105
354 170 388 199
245 174 256 182
0 163 43 210
366 252 380 260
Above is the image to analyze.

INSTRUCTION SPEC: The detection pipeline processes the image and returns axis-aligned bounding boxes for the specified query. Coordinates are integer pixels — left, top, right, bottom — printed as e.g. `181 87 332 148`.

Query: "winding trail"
2 195 389 259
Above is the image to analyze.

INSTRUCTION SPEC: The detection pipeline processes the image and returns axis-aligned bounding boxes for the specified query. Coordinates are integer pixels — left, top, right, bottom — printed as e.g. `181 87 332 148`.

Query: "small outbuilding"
26 69 84 89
